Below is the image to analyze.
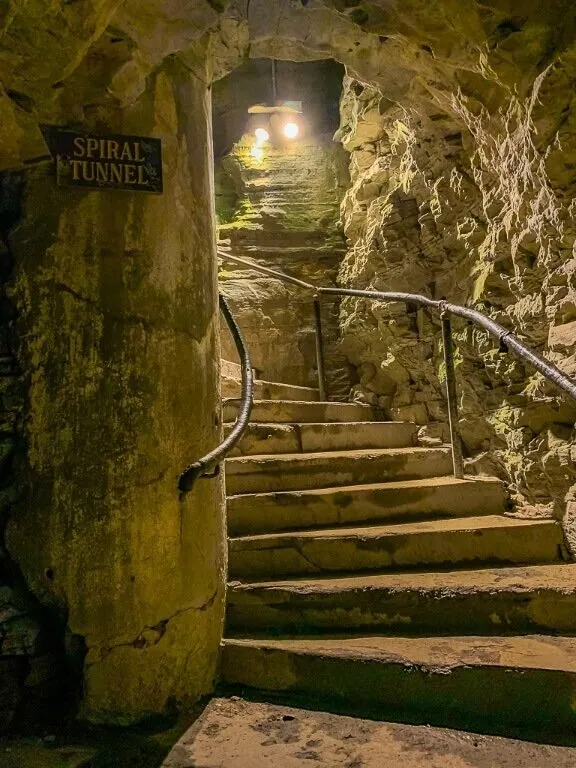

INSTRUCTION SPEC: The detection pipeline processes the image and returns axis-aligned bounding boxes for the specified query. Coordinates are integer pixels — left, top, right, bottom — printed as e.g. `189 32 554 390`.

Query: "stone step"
227 421 418 457
227 476 505 536
220 635 576 734
228 516 564 580
223 399 378 424
227 562 576 636
221 359 249 379
222 378 320 401
225 447 452 495
221 359 319 401
164 696 576 767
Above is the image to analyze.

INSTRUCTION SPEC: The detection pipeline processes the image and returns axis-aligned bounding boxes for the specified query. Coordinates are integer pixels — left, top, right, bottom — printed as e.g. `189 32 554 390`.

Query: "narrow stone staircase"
219 363 576 737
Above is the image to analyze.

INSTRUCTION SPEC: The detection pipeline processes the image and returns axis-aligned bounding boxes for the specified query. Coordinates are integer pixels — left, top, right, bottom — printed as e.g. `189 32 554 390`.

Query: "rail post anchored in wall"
312 297 327 402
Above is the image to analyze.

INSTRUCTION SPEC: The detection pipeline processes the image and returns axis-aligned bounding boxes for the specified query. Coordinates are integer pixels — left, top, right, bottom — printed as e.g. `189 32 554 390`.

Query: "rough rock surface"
335 56 576 538
0 172 58 731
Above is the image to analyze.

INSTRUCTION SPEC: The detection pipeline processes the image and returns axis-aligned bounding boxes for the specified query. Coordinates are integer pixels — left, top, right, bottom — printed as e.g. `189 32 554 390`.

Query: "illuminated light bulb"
283 122 299 139
254 127 270 143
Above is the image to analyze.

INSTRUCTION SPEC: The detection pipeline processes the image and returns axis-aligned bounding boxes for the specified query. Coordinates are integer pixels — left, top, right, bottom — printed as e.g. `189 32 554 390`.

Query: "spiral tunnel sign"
53 130 163 194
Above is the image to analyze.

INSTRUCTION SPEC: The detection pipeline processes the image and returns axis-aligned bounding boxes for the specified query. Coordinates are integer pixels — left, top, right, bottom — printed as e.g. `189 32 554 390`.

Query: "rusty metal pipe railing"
441 312 464 478
179 252 576 492
178 294 253 494
218 249 316 291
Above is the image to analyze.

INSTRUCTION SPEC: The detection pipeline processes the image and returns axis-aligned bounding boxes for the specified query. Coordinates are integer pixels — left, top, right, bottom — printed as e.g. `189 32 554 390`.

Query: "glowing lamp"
254 127 270 142
283 122 299 139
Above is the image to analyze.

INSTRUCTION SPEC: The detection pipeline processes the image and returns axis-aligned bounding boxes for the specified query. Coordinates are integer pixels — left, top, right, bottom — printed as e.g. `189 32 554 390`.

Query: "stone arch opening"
212 57 351 391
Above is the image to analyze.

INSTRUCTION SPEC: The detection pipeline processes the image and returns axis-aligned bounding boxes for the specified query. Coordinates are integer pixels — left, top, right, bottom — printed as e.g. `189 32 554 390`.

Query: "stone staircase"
219 364 576 737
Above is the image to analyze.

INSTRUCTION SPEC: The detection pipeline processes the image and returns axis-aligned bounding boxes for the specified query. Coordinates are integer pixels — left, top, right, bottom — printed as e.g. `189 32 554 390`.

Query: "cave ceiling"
1 0 575 170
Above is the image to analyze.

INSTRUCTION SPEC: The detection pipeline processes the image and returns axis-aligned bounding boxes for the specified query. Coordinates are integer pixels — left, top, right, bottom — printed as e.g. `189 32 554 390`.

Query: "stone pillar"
5 58 226 723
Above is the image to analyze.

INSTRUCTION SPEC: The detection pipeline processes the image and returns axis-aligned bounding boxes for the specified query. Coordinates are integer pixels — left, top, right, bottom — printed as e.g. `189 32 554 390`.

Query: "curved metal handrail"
179 250 576 491
218 249 317 290
217 252 576 403
178 294 254 494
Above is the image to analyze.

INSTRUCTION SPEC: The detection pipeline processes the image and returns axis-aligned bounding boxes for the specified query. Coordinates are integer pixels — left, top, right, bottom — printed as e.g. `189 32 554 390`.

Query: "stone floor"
0 742 96 768
0 716 187 767
162 697 576 768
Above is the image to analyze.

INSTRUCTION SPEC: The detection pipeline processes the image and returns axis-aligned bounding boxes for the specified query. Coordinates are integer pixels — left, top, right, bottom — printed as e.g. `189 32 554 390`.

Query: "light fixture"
247 61 304 143
283 122 299 140
254 127 270 143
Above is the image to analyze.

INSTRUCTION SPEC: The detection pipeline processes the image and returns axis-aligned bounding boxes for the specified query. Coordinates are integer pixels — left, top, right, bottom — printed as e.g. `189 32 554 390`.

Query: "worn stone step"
221 359 250 378
227 562 576 636
225 447 452 495
163 695 576 767
227 421 418 457
221 360 318 401
222 378 320 401
228 516 564 580
227 476 505 536
220 635 576 734
223 399 378 424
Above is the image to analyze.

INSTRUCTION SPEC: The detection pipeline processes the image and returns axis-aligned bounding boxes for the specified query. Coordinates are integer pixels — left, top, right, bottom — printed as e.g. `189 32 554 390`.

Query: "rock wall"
0 173 54 731
336 66 576 538
217 131 350 394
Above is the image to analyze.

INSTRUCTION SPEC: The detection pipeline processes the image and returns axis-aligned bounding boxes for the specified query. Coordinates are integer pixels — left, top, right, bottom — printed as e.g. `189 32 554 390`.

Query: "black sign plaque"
53 130 163 194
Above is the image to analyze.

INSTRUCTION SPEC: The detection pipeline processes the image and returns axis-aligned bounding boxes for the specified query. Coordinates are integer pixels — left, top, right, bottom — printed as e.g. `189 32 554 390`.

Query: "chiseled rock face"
217 136 349 392
336 57 576 540
0 0 121 167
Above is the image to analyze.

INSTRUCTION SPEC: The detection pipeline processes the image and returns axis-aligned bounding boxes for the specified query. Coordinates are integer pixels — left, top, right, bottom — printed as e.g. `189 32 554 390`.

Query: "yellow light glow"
254 127 270 143
283 122 299 139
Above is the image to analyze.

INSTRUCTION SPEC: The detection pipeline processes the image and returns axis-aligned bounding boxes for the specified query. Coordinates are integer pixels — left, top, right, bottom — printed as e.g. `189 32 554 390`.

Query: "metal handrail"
178 250 576 490
218 249 317 290
318 286 576 476
178 294 254 494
